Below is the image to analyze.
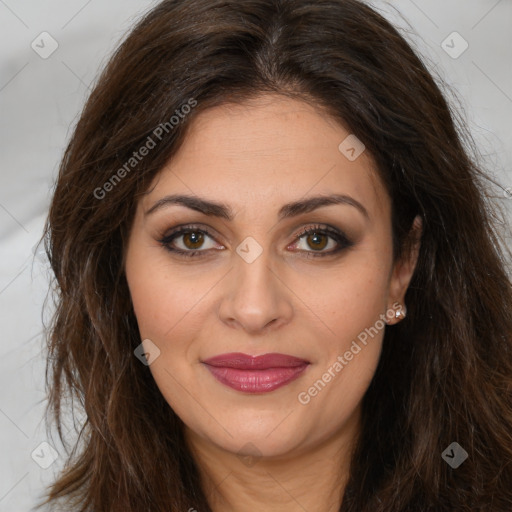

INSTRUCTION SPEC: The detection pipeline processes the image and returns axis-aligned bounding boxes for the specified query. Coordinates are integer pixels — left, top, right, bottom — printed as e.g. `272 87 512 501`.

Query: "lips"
202 352 310 393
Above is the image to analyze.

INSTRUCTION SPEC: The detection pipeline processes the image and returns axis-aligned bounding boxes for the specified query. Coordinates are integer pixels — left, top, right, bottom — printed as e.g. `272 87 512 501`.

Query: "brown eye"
182 231 205 250
291 224 354 258
158 225 222 257
304 232 329 251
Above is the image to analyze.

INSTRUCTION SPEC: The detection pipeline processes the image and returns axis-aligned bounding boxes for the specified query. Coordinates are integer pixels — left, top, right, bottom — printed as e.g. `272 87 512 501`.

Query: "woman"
38 0 512 510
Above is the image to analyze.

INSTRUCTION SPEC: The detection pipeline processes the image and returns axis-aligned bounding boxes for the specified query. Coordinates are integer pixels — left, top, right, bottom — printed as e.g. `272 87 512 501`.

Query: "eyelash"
157 223 354 259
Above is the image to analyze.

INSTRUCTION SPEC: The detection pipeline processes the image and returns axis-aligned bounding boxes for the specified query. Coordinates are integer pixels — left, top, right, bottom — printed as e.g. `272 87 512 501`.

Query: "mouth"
201 352 311 393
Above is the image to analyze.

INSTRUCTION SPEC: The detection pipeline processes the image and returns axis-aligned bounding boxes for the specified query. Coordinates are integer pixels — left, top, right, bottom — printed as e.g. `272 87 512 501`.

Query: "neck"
184 407 361 512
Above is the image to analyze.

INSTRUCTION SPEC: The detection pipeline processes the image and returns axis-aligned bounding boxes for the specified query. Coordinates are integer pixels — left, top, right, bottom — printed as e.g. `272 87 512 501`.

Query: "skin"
125 94 421 512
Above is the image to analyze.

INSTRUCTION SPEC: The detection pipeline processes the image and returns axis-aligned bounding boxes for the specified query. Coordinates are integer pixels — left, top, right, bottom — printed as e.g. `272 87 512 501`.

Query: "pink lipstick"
202 352 310 393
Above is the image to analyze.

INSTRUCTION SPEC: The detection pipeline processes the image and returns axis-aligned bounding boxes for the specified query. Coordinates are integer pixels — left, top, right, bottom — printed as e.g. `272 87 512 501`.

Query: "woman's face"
125 94 418 460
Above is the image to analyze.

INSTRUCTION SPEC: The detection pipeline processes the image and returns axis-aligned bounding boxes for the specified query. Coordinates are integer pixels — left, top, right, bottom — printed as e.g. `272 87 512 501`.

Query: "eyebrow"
145 193 369 221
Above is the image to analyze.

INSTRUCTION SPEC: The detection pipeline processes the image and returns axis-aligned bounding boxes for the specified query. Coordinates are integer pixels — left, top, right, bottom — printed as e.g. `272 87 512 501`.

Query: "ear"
387 215 422 325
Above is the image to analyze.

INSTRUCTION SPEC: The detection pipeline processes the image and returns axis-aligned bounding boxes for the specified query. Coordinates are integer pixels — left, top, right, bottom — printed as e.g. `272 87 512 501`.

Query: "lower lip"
203 364 309 393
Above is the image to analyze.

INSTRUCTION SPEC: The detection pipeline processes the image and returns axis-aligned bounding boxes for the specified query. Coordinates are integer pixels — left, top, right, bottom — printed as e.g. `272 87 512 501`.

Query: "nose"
217 246 294 336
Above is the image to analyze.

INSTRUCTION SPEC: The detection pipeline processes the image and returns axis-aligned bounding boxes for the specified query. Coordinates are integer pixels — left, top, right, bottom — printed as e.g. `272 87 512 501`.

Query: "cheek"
298 256 391 340
126 257 208 407
294 255 390 398
296 278 388 428
126 244 208 342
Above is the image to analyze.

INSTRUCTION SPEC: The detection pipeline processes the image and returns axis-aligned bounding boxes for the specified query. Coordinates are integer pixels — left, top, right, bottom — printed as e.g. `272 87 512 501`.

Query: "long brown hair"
38 0 512 510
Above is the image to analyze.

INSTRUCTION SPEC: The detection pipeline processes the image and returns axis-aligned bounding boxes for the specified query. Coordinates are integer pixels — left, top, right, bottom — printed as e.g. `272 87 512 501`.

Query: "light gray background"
0 1 511 510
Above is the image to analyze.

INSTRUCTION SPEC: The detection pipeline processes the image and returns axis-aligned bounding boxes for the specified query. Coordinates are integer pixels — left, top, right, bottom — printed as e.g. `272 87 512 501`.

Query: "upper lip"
202 352 310 370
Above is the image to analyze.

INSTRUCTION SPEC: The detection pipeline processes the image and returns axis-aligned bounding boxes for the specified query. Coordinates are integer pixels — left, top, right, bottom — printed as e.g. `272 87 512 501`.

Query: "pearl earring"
395 304 407 320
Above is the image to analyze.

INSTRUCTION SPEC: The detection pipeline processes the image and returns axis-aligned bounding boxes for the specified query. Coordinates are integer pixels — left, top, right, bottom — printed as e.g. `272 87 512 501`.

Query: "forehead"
141 95 389 220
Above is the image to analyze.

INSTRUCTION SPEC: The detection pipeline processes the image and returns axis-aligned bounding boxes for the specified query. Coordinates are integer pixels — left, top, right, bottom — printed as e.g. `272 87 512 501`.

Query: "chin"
194 414 310 459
